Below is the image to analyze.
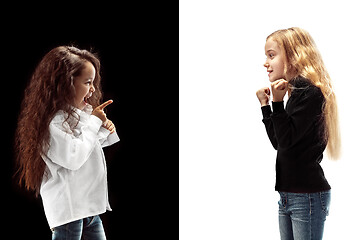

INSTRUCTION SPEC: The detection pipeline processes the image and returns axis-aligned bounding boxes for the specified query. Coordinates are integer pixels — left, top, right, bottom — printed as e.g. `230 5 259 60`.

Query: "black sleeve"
261 105 278 150
270 86 324 149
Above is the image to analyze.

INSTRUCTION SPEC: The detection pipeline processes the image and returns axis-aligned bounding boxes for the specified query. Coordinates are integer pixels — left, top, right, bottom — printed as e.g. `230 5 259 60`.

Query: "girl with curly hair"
15 46 119 239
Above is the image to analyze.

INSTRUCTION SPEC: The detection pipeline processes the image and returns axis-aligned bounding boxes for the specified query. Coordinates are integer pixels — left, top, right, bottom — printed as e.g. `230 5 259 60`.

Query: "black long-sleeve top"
261 76 331 193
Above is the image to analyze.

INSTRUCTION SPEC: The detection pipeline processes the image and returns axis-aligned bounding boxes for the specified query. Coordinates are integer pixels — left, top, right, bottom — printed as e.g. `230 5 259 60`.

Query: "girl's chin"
73 101 86 110
269 77 285 83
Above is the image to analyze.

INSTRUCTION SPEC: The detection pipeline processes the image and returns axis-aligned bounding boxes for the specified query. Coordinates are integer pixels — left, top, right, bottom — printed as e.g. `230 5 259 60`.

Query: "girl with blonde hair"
256 27 340 240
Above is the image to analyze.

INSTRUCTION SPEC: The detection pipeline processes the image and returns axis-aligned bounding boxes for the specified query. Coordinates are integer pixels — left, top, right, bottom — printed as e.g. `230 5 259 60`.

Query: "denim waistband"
278 190 330 196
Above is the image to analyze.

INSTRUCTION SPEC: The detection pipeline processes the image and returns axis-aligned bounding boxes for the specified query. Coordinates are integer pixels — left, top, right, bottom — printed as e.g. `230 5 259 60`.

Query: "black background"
3 3 178 239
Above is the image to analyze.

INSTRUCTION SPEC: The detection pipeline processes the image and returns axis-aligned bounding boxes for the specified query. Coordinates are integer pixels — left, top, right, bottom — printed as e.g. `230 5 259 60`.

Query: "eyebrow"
265 49 276 56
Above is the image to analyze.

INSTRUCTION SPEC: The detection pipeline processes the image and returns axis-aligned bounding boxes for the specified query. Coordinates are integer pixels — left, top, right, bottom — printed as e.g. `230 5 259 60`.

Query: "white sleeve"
98 127 120 147
46 115 103 170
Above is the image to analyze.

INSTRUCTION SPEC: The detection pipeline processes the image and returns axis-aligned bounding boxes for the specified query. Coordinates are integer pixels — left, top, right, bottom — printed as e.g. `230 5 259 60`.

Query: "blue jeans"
51 215 106 240
278 191 331 240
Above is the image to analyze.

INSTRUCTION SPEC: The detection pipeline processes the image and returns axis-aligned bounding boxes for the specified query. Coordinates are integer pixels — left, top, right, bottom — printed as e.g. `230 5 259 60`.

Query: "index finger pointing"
98 100 113 110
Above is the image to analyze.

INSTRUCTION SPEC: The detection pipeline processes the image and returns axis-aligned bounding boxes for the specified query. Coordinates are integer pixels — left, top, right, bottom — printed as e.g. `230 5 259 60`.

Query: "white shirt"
40 104 119 229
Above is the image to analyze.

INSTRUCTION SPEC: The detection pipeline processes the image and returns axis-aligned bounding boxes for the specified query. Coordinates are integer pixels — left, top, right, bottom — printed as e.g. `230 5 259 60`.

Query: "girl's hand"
102 119 116 134
92 100 113 122
256 87 271 107
271 79 288 102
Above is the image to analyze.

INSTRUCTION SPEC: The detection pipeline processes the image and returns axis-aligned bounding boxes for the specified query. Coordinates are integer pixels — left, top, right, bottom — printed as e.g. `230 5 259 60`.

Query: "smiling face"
264 38 287 82
73 61 96 110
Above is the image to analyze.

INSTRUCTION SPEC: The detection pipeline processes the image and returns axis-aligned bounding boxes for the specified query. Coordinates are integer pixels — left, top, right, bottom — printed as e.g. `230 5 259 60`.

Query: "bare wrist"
272 98 283 102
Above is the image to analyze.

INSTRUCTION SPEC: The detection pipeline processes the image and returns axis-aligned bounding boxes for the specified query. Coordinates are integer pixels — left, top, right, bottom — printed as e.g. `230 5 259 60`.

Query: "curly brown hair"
15 46 103 195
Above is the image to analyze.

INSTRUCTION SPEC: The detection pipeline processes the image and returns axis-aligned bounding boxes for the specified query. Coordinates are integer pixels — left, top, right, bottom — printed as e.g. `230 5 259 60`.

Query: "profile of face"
263 38 287 82
73 61 96 110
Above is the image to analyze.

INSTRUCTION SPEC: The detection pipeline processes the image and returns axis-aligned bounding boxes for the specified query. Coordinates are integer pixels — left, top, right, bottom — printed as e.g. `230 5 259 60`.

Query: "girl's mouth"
84 93 92 103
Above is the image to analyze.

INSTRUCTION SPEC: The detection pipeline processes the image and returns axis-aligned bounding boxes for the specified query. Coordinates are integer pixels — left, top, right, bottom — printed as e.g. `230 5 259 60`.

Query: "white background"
180 0 360 239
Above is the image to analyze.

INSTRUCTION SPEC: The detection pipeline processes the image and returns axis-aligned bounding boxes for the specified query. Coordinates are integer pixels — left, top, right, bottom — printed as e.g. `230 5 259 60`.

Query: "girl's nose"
264 62 269 68
90 85 95 93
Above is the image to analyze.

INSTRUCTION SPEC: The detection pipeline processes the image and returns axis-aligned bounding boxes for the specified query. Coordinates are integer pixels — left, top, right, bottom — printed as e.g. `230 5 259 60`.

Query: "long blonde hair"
267 27 341 160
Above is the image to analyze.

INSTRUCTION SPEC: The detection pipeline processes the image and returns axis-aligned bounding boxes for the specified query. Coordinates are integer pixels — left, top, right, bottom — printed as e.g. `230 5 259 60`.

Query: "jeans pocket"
319 191 331 216
278 193 287 216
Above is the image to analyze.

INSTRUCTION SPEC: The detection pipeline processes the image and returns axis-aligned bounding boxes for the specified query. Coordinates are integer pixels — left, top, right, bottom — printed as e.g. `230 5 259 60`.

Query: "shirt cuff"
261 105 272 118
272 101 285 114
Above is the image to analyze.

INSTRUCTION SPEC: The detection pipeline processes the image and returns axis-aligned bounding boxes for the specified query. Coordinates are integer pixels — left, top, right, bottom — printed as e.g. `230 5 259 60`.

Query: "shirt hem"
275 185 331 193
48 209 107 229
